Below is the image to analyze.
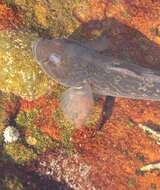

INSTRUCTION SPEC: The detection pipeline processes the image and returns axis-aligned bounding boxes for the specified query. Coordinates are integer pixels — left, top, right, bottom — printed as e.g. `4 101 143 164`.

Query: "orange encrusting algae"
72 97 160 189
106 0 160 45
0 2 22 30
76 0 160 45
20 96 62 141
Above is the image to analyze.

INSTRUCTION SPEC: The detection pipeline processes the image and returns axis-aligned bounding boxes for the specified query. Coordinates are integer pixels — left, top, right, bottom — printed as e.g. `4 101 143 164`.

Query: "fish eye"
49 53 61 65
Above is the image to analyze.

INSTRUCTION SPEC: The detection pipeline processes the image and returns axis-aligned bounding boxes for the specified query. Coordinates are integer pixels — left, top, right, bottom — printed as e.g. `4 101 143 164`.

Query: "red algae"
91 0 160 45
20 96 62 141
71 113 160 189
0 2 22 30
20 96 59 112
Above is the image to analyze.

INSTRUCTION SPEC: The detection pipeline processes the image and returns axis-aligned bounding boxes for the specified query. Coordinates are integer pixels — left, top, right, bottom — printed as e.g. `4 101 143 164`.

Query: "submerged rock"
12 0 89 37
28 151 93 190
0 30 54 100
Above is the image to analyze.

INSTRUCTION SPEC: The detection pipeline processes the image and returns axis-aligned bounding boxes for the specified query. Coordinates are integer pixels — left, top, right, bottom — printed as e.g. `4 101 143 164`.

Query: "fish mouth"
31 38 43 64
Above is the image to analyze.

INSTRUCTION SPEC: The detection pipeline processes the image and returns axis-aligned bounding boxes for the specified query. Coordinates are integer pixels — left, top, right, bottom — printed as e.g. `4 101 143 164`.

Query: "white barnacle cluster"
3 126 20 143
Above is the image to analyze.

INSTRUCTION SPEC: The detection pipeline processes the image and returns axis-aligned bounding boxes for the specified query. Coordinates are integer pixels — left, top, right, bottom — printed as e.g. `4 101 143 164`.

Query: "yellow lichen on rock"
4 143 37 163
11 0 89 37
0 30 54 100
15 0 26 7
34 2 48 28
26 136 37 145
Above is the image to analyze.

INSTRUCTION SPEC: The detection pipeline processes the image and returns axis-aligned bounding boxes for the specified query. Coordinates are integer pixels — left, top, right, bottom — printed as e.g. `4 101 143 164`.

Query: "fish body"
89 56 160 100
33 38 160 101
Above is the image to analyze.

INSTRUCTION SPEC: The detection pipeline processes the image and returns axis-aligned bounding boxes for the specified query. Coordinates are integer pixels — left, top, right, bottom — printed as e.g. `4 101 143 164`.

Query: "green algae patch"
53 107 74 152
16 109 60 152
9 0 89 37
0 108 60 164
0 30 54 100
4 142 37 163
16 107 73 153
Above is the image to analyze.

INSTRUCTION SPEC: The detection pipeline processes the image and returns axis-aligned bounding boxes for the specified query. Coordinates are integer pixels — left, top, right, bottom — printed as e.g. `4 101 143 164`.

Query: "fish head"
32 38 89 87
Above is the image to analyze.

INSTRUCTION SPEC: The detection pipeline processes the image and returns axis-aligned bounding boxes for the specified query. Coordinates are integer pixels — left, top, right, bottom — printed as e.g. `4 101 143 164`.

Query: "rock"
34 2 48 28
12 0 89 37
28 151 94 190
0 30 54 100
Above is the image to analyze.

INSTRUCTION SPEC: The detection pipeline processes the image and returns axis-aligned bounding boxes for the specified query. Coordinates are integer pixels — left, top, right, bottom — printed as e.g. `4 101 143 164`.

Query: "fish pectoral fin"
60 84 94 128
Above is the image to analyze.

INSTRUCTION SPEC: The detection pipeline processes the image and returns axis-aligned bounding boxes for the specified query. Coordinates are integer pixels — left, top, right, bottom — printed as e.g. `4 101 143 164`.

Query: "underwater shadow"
70 17 160 70
69 18 160 128
0 154 72 190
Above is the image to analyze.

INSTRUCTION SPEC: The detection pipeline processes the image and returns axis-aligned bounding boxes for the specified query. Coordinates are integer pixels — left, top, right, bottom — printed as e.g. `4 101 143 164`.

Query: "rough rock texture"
28 151 95 190
0 30 54 100
75 0 160 45
27 110 160 190
11 0 89 37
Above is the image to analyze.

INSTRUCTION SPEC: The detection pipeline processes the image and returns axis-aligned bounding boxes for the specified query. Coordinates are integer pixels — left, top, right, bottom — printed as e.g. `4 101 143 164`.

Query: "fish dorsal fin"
60 83 94 128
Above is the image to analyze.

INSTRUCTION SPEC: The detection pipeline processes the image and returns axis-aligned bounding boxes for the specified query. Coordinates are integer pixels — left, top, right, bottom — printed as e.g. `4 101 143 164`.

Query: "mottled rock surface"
28 151 95 190
12 0 89 37
0 30 54 100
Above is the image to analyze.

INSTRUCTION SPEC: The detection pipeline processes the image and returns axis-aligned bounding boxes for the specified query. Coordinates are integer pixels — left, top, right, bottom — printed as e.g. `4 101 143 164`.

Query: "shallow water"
0 1 160 189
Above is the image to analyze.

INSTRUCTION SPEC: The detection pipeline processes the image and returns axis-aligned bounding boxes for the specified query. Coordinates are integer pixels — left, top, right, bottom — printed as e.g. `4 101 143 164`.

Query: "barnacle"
3 126 19 143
